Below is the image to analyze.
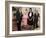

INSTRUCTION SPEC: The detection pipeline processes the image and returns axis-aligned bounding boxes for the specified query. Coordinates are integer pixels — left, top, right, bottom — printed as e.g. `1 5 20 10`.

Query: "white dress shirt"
29 12 32 17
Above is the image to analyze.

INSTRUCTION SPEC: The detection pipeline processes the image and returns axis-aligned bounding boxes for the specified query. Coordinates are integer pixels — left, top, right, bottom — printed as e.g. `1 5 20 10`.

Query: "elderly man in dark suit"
33 10 40 29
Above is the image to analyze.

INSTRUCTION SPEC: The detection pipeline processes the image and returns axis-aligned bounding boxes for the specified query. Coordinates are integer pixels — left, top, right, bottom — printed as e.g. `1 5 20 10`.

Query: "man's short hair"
30 8 32 9
12 7 16 11
29 8 32 10
29 8 32 11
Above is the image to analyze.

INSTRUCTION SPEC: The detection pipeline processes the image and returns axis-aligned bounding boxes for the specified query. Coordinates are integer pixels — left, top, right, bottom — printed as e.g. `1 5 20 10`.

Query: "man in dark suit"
28 8 33 25
15 9 21 31
33 10 40 28
27 8 34 30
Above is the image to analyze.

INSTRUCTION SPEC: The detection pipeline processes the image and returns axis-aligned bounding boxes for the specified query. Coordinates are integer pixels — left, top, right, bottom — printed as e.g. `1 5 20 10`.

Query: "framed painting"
5 1 45 37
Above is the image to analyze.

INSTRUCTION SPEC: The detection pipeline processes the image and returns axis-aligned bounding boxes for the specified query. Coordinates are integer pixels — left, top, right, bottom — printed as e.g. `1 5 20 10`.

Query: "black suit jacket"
15 10 21 21
34 13 39 23
27 12 33 25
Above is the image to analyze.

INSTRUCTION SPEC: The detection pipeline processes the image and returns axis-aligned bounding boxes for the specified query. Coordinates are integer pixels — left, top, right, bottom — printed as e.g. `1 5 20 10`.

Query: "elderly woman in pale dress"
22 12 28 26
21 8 29 30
